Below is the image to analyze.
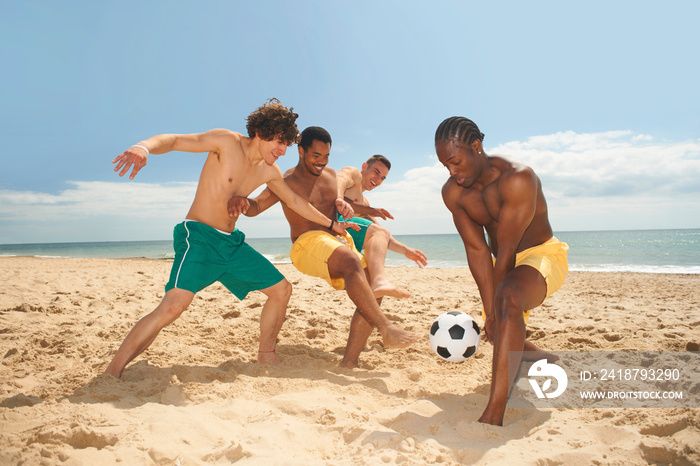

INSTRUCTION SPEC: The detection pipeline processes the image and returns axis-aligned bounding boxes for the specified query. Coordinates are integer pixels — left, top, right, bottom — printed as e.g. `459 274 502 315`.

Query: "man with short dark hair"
230 126 421 368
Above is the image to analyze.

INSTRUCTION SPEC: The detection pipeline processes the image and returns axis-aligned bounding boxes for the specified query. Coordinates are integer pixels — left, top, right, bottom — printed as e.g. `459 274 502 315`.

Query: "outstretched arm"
227 184 355 236
112 129 235 180
387 237 427 267
266 175 359 235
228 186 281 219
343 200 394 221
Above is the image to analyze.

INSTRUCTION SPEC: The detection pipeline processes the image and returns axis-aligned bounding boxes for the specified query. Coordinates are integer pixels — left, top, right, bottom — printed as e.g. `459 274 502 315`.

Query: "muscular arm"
491 169 539 292
387 236 428 267
242 187 281 217
112 129 235 179
335 167 364 219
235 168 360 236
259 171 359 235
442 181 495 316
266 176 332 228
343 200 393 221
336 167 359 200
140 129 232 154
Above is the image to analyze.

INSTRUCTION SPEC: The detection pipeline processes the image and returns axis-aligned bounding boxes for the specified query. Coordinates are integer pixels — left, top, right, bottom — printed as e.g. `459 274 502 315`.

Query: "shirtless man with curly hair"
104 99 357 377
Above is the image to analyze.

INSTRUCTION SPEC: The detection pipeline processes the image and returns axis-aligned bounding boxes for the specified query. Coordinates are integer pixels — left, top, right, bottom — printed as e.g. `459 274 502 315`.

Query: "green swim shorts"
337 214 373 251
165 220 285 299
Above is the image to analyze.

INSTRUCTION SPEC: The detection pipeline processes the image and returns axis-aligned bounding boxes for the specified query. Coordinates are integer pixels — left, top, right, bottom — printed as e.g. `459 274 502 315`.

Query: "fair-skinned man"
337 156 428 298
228 127 421 368
435 116 568 426
104 100 357 378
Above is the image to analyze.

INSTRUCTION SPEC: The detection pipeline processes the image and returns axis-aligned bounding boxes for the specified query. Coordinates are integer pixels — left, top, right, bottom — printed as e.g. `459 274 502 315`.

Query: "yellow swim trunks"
483 237 569 324
290 230 367 290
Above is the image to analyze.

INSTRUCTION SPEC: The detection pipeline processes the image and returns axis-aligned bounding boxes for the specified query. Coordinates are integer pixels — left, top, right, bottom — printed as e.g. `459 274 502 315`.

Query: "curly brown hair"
246 98 300 146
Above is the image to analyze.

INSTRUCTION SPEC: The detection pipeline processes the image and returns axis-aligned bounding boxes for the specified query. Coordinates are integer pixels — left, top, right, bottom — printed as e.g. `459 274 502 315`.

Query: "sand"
1 256 699 465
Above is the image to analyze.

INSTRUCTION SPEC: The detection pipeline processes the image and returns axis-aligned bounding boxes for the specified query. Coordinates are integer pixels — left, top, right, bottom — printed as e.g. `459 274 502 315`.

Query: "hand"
332 220 361 236
483 312 495 344
112 146 148 180
370 207 394 221
227 196 250 219
405 248 428 268
335 198 354 220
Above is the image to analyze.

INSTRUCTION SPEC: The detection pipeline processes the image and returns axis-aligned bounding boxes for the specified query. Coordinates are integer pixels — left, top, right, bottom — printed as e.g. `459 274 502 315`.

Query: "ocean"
1 229 699 274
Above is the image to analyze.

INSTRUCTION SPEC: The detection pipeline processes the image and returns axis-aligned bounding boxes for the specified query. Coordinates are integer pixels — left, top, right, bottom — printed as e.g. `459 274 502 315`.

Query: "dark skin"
437 136 558 426
229 139 421 367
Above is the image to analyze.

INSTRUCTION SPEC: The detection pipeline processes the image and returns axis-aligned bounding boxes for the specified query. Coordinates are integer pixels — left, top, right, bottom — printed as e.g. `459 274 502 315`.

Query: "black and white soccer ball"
429 311 481 362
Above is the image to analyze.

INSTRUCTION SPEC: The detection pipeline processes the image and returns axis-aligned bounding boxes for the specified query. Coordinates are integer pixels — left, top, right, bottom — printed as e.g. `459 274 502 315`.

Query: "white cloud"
365 131 700 234
363 161 454 235
0 181 197 243
490 131 700 199
1 131 699 244
0 181 196 221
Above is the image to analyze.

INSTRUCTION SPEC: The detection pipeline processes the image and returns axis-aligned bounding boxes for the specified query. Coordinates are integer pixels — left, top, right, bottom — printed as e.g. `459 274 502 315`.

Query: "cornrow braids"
434 117 485 146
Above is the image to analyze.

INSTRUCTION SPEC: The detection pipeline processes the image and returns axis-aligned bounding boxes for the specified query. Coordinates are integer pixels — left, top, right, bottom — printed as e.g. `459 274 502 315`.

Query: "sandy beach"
1 256 699 465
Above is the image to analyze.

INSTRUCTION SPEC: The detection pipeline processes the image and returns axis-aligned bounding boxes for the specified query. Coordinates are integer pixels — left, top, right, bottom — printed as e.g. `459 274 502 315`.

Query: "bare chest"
200 152 269 198
344 184 364 204
462 183 501 227
287 173 336 215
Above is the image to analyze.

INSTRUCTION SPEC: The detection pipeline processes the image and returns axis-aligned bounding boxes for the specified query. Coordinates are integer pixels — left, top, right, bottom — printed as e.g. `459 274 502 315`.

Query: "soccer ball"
429 311 481 362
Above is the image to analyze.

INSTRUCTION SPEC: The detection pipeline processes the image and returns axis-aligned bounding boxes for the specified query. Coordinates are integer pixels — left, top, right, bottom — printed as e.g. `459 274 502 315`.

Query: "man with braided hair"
435 116 569 426
104 99 357 378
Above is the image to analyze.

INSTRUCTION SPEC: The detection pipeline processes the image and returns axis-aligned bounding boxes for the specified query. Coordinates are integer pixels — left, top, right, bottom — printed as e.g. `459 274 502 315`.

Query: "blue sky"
1 1 699 244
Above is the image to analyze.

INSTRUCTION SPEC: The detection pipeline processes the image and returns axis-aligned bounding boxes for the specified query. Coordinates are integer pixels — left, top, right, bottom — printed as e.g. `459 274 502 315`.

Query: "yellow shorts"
290 230 367 290
483 237 569 324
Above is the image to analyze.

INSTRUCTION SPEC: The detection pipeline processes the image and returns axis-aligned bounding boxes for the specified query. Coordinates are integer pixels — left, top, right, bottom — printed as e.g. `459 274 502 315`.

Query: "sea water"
1 229 699 274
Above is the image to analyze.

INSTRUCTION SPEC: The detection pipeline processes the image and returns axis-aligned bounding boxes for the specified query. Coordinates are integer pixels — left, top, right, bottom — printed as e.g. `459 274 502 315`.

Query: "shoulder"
338 166 360 178
204 128 240 141
323 166 338 177
441 178 464 210
496 158 539 196
501 159 537 184
260 162 285 185
201 129 243 151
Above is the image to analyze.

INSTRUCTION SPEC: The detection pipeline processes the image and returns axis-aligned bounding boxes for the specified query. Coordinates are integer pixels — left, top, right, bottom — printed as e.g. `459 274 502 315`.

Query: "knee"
366 224 390 240
280 279 293 301
333 250 365 278
159 299 189 326
156 289 193 326
493 282 524 322
268 279 292 303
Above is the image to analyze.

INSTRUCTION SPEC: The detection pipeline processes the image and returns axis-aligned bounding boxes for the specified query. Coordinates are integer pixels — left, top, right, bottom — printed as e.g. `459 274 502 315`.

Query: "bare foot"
522 349 559 363
522 340 559 363
103 362 123 379
478 410 504 426
256 351 281 365
339 359 359 369
380 324 421 349
371 279 411 299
